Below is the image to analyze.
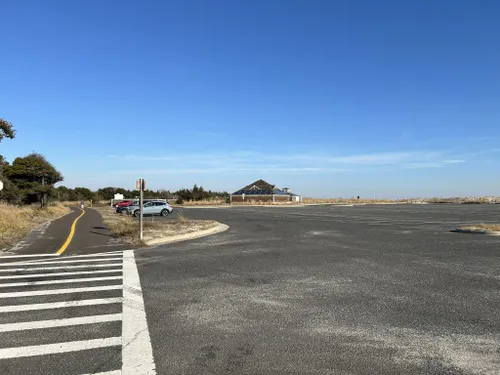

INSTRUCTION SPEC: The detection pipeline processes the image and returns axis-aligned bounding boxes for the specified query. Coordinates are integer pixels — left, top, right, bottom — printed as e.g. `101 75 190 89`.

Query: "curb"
144 223 229 246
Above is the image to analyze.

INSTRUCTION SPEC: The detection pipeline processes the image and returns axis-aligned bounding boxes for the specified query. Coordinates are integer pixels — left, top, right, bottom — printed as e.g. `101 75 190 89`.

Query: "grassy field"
94 206 219 246
303 197 500 204
0 203 70 250
303 198 401 204
59 200 109 208
180 199 227 206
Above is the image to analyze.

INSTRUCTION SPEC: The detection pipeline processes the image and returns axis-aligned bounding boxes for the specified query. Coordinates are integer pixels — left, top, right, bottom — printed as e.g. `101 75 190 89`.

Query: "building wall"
231 195 274 203
249 196 275 203
230 195 293 203
275 195 291 202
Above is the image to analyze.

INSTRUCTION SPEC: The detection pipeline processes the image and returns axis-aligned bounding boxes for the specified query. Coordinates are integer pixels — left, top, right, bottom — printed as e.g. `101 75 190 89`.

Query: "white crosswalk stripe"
0 257 123 266
0 313 122 332
0 250 156 374
0 285 123 298
0 297 123 313
0 263 123 272
0 337 122 359
0 275 123 288
0 269 122 280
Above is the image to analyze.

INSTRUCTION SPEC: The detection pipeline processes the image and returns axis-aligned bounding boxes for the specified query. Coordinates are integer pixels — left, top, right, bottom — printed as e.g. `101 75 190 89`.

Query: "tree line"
54 184 228 203
0 117 228 205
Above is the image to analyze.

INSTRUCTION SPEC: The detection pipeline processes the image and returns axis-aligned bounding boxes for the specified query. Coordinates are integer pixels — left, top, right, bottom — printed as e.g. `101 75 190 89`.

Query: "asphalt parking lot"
136 204 500 375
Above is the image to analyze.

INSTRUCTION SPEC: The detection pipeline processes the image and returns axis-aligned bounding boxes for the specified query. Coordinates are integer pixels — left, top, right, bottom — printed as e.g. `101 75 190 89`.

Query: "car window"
144 202 153 207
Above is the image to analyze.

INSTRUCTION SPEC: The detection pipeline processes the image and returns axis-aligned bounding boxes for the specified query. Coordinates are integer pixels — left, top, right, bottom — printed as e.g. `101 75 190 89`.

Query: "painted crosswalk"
0 250 156 375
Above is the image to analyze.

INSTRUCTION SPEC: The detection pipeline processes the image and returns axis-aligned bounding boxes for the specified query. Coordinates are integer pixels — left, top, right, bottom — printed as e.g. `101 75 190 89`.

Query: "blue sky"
1 0 499 198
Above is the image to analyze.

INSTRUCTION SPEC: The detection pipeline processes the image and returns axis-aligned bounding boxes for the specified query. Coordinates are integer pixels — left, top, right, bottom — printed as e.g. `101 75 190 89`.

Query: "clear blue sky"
1 0 499 198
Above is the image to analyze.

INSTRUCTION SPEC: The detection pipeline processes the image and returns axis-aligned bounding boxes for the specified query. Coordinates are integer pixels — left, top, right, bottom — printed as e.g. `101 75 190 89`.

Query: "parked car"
129 201 174 217
113 200 132 207
117 200 140 214
116 200 138 213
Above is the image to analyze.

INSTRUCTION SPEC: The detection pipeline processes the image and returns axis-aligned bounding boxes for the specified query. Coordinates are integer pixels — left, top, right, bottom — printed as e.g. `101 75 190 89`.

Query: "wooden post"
139 179 144 241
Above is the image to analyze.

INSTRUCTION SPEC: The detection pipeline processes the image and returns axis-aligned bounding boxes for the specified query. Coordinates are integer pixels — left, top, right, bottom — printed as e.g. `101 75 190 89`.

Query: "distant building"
114 193 124 200
230 179 301 203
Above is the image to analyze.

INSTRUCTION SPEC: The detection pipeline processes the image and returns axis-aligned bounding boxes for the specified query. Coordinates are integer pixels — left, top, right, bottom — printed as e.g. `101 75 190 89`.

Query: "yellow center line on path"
56 208 85 255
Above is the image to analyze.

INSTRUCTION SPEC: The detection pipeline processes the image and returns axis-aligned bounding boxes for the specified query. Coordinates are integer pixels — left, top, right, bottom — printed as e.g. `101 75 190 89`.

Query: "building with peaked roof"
230 179 301 203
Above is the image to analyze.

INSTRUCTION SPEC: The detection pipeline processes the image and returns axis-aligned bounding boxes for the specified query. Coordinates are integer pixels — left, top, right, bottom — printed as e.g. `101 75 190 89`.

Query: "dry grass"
179 199 227 206
304 197 500 204
421 197 496 204
60 200 109 208
457 224 500 234
303 198 401 204
94 207 138 242
231 201 299 206
180 200 302 206
94 207 219 246
0 203 70 249
141 220 219 244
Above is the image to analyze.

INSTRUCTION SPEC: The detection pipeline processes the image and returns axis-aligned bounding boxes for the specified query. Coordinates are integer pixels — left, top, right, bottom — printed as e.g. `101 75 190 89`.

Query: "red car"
115 200 139 213
113 200 132 208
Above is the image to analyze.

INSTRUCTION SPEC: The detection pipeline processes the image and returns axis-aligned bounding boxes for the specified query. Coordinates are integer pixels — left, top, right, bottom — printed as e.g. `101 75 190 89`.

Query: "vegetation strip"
0 203 70 250
455 224 500 235
94 206 221 246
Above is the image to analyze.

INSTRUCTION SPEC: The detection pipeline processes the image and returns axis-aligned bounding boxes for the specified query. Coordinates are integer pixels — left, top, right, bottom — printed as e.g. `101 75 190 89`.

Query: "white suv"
130 201 174 217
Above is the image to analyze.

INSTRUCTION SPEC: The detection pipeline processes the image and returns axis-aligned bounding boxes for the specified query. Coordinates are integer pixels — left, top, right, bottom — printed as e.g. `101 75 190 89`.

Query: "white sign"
0 180 3 191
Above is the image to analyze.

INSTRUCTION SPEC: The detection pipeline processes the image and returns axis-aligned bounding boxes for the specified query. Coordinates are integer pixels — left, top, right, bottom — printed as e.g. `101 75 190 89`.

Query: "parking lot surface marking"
0 250 155 374
122 250 156 375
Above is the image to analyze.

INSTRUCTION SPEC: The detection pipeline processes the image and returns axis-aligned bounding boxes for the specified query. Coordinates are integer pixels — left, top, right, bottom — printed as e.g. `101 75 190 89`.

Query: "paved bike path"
4 207 130 256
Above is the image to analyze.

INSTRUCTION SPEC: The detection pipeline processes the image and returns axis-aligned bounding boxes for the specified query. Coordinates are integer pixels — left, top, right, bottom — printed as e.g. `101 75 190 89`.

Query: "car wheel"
134 210 141 218
160 209 169 217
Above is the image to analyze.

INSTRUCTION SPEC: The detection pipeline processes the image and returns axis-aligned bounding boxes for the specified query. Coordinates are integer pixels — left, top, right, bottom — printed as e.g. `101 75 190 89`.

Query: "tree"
192 184 200 200
55 186 71 201
74 187 96 201
96 187 117 201
0 118 16 142
55 186 79 201
5 153 63 207
0 178 22 204
0 155 8 176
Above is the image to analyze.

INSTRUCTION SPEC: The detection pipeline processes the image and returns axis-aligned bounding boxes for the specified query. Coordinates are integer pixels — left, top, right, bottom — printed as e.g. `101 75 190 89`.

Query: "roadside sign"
136 179 146 191
0 180 3 191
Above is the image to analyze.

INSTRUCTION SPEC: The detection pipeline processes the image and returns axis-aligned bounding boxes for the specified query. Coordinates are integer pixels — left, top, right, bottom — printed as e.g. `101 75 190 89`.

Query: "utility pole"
140 181 144 241
137 178 146 241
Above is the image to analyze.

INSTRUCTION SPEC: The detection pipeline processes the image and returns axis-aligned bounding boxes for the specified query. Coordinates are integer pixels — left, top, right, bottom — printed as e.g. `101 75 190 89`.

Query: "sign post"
136 178 146 241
